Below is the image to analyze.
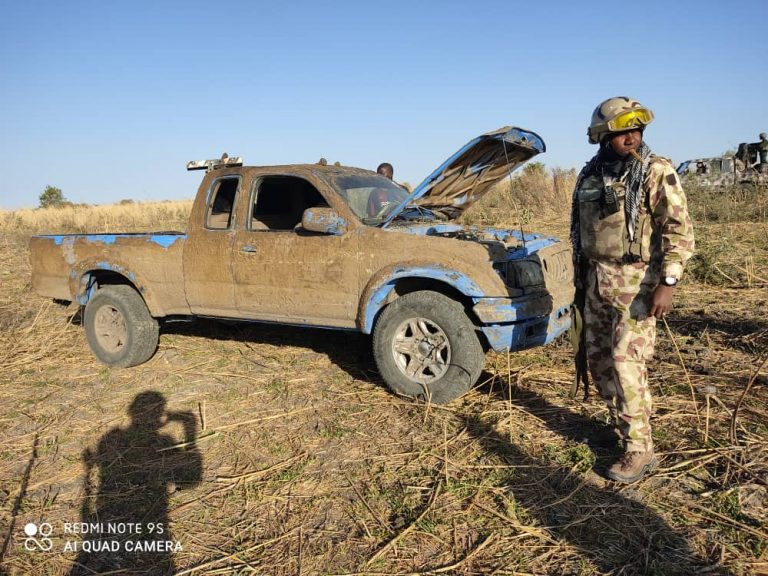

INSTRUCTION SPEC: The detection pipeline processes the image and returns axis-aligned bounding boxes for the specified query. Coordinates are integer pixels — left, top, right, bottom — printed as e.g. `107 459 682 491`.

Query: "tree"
522 161 546 176
39 185 68 208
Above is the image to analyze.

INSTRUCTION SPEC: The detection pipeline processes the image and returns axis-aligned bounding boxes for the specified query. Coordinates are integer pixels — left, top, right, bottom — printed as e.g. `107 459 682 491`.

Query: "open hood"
383 126 545 225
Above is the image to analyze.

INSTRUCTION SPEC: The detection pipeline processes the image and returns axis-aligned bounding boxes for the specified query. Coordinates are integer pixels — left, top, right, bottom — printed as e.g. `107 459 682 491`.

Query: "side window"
250 176 328 231
206 177 239 230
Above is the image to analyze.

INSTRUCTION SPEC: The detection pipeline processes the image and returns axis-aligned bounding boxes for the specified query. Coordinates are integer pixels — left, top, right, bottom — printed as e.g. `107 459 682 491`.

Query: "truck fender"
358 263 485 334
69 258 164 317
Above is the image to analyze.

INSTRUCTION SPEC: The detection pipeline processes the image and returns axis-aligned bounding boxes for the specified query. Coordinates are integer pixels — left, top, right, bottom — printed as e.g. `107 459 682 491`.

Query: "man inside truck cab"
376 162 394 180
368 162 409 217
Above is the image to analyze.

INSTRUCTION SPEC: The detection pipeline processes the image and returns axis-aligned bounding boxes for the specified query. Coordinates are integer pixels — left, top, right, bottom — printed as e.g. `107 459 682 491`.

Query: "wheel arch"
72 261 163 317
359 265 483 335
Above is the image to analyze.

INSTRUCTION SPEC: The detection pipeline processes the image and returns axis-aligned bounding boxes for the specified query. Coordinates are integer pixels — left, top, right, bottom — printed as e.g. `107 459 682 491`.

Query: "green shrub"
38 185 69 209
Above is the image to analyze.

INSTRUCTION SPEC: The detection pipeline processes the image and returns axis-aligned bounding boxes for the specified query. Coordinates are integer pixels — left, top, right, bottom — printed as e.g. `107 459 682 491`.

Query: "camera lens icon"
23 522 53 551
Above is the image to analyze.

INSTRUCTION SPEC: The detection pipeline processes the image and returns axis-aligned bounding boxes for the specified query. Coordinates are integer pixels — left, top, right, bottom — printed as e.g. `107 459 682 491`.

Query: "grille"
540 246 573 286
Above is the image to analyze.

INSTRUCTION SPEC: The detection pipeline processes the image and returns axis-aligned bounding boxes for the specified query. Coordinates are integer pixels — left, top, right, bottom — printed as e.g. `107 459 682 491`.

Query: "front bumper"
473 296 572 352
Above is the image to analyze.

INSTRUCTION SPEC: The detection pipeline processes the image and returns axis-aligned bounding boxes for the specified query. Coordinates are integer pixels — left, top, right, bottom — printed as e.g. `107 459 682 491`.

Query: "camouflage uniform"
573 156 695 452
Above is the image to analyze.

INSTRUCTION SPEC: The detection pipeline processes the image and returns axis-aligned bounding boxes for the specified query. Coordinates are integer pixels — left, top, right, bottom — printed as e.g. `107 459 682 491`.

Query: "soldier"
759 133 768 173
570 97 695 483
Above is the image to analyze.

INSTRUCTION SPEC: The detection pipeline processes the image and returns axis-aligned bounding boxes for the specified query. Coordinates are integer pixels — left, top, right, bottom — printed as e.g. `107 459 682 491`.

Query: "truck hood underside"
383 126 546 224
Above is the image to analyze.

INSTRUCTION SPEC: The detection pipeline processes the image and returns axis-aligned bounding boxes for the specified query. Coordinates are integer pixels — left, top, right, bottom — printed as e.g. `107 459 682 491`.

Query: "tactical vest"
577 170 655 263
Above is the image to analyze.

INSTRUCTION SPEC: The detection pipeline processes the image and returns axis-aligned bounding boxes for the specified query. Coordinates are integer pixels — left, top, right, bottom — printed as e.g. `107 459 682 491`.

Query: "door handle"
240 245 257 253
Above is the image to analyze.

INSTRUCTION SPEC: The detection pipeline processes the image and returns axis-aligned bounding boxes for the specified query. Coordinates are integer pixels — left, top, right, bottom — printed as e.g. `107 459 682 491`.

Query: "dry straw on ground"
1 178 766 575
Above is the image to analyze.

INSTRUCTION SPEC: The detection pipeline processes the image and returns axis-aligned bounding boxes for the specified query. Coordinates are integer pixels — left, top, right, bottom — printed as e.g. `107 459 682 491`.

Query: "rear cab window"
206 176 241 230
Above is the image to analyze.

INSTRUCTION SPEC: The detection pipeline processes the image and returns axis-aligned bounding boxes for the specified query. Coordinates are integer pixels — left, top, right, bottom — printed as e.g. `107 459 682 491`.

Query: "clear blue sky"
1 0 766 209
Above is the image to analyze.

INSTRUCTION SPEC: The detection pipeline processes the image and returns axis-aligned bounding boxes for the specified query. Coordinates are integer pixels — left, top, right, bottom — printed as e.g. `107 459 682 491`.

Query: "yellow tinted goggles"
606 108 654 132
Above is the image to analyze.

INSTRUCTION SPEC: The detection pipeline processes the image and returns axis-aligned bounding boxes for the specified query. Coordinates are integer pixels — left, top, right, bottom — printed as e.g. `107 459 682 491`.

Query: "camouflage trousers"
585 260 658 452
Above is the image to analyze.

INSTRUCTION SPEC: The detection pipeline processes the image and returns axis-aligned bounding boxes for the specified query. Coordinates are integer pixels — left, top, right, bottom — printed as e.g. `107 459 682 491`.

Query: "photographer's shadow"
69 391 202 576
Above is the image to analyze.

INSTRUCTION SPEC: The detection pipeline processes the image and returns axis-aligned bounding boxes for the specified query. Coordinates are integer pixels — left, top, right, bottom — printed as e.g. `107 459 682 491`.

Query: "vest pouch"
627 211 653 263
578 185 626 261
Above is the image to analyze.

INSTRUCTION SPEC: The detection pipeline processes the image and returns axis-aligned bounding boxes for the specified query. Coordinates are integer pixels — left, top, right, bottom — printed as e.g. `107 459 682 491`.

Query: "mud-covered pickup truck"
30 127 574 403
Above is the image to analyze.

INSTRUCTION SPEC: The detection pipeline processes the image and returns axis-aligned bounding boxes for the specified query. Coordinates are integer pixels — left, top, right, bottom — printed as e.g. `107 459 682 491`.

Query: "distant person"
376 162 394 180
368 162 410 217
376 162 409 191
571 97 695 484
759 133 768 173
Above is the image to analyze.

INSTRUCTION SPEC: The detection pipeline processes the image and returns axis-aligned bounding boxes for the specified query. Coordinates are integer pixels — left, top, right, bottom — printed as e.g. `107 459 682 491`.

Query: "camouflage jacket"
572 155 695 280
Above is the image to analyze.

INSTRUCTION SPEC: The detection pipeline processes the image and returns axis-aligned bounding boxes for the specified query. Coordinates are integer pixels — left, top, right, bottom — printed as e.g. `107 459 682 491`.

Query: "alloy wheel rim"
94 305 127 354
391 317 451 384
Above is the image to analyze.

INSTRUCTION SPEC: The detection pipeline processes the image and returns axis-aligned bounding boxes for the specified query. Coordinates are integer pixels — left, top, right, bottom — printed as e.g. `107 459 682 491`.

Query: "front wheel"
84 285 159 368
372 291 484 404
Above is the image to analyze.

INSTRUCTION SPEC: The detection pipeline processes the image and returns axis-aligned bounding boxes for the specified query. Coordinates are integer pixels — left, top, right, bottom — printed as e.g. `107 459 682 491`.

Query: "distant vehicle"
29 127 574 404
677 150 767 188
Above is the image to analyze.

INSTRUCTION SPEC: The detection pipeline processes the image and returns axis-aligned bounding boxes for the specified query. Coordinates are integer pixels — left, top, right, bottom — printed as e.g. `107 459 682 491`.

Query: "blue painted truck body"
359 224 573 352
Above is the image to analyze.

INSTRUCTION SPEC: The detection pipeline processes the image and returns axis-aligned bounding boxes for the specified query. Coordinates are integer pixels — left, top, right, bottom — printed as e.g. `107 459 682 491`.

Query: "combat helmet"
588 97 654 144
760 132 767 140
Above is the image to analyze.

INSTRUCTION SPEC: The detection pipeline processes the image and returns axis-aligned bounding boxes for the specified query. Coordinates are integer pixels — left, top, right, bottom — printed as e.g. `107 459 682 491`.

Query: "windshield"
332 174 410 223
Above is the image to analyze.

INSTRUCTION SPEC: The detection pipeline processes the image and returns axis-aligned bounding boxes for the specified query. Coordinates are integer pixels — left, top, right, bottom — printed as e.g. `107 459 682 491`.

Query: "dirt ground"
0 211 766 575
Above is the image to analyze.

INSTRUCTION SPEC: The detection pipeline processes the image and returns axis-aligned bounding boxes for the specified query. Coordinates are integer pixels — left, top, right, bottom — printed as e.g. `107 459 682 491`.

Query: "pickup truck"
30 126 574 404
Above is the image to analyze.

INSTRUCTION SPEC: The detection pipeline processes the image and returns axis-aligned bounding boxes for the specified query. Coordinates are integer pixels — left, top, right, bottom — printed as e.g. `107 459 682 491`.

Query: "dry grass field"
0 177 766 576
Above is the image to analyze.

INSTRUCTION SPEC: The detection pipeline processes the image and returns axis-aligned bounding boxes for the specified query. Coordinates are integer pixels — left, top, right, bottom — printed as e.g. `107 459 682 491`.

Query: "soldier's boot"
606 450 658 484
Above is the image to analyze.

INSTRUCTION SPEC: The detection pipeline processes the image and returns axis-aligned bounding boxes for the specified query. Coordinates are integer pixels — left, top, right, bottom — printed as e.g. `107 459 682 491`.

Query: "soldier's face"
608 129 642 158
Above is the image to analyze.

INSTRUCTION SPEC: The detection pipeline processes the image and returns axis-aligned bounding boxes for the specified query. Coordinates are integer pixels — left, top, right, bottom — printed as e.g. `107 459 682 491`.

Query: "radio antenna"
501 136 526 249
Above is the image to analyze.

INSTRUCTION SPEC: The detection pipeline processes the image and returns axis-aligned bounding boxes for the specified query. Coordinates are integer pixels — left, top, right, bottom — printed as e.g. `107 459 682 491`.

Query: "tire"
372 290 484 404
84 285 160 368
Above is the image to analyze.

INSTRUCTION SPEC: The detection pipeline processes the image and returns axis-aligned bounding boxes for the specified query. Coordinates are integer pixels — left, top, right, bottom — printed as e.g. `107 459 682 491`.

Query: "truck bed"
30 232 189 316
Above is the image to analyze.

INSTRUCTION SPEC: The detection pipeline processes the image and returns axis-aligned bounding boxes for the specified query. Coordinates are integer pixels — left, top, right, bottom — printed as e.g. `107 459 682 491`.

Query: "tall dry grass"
685 181 768 224
461 164 577 228
0 168 577 238
0 200 193 236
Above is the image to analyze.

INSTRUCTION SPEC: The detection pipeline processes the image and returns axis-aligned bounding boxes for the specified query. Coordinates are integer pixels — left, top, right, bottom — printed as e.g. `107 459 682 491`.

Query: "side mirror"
301 207 347 235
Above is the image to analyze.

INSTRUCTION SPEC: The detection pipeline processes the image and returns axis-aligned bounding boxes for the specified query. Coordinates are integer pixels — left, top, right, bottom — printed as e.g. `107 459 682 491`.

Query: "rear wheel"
84 285 159 367
373 291 484 404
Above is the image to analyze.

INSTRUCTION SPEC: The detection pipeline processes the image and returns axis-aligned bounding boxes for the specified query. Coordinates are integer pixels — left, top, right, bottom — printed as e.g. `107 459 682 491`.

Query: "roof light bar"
186 153 243 172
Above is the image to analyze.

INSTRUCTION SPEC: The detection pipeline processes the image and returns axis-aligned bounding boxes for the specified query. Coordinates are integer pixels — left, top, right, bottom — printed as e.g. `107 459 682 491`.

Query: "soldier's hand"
650 285 675 319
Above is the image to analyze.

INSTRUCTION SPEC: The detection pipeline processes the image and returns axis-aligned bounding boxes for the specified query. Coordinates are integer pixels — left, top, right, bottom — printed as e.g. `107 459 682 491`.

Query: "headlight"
506 260 545 288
